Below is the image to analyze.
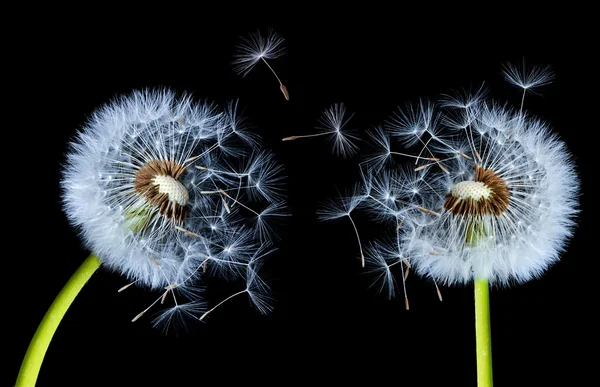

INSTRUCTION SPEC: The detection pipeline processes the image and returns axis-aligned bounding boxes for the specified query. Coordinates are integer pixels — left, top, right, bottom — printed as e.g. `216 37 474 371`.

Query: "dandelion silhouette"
233 28 289 100
16 89 286 386
319 62 579 387
282 102 360 158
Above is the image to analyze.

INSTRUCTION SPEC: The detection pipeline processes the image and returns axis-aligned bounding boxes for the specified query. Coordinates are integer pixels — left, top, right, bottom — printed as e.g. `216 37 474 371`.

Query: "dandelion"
16 88 286 386
282 103 360 158
322 62 580 387
233 27 289 100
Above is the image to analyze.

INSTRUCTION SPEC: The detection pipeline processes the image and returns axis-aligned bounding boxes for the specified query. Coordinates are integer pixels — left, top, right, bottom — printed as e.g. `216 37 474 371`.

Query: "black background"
9 7 594 387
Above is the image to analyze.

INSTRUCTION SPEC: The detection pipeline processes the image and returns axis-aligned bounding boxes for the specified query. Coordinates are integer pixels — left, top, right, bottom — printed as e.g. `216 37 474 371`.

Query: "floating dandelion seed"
282 103 360 158
233 28 289 100
317 184 368 267
321 62 580 386
330 64 578 289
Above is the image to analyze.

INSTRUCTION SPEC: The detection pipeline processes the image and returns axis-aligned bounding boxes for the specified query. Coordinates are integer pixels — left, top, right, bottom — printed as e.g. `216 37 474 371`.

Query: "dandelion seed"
502 60 555 120
199 247 274 320
117 280 137 293
364 240 411 305
354 66 578 286
434 282 443 301
364 247 398 300
386 99 438 147
233 28 289 100
318 186 368 266
283 103 360 158
199 289 247 321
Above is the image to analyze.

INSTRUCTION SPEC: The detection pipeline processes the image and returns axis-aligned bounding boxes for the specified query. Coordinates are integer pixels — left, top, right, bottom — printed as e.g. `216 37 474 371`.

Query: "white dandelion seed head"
330 63 579 290
62 88 285 323
397 102 579 286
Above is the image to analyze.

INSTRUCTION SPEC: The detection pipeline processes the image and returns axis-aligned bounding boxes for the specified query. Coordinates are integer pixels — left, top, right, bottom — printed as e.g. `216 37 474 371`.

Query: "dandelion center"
451 181 491 201
444 165 510 217
152 175 189 206
134 159 189 222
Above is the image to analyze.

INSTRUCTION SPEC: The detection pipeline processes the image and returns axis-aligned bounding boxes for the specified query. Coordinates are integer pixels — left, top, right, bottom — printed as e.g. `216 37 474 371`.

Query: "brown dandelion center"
444 165 510 216
134 159 189 222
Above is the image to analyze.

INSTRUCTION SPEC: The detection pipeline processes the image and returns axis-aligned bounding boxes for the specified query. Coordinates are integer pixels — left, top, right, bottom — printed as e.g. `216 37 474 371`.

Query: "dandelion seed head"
325 62 579 291
62 88 285 327
444 165 510 217
400 101 578 286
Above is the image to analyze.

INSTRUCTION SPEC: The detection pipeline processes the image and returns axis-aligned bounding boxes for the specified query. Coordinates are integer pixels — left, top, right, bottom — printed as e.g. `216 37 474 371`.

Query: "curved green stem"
16 253 102 387
475 278 493 387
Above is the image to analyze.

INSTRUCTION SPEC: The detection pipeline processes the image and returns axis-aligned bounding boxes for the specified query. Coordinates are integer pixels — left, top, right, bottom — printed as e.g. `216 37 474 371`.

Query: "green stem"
16 253 102 387
475 278 493 387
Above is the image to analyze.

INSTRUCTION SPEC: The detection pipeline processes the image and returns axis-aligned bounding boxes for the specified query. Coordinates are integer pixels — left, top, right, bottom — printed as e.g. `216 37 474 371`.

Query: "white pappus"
282 102 360 158
233 27 289 100
61 88 286 329
320 62 580 307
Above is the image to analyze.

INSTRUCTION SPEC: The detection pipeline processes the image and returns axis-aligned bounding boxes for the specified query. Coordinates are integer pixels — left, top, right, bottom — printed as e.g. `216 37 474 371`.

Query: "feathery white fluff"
389 102 580 285
320 63 580 298
62 89 285 325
